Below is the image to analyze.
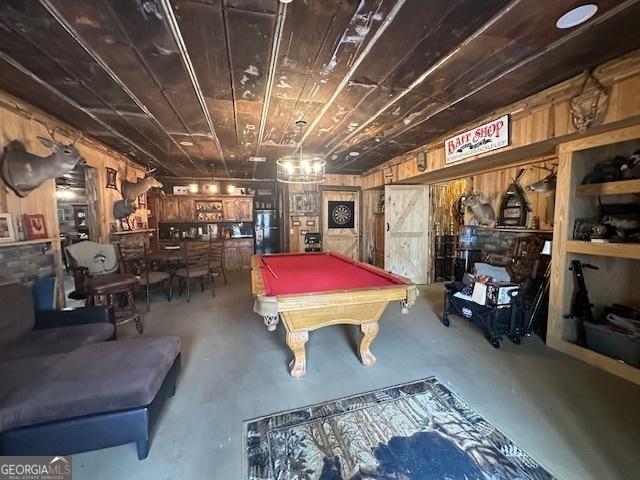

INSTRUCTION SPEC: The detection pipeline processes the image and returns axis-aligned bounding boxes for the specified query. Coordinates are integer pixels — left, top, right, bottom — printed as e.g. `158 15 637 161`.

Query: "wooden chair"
66 241 142 333
117 242 172 312
209 240 227 285
175 240 215 302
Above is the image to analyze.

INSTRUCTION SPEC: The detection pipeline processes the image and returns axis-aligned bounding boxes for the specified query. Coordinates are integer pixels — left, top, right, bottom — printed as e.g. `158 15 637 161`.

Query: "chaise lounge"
0 283 181 459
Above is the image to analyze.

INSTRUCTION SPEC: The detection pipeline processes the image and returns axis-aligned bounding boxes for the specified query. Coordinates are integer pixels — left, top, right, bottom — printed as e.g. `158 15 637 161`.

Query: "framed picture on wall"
0 213 15 243
289 191 318 215
23 214 48 240
105 167 118 190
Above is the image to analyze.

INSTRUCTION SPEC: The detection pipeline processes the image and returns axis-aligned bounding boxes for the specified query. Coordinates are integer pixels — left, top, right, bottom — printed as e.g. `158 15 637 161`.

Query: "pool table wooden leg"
286 330 308 378
359 321 379 366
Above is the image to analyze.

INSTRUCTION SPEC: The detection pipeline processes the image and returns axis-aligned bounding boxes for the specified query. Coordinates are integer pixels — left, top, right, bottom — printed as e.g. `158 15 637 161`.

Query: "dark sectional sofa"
0 282 181 459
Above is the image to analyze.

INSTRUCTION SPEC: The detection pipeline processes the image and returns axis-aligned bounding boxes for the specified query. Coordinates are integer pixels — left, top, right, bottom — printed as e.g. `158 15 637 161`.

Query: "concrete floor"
73 271 640 480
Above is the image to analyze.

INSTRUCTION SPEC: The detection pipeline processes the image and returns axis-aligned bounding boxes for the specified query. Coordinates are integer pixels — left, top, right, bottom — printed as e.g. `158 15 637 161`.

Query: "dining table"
148 247 184 279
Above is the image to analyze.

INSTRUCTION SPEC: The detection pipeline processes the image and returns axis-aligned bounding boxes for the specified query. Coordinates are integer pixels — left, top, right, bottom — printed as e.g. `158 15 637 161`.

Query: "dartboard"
328 200 355 228
332 205 351 225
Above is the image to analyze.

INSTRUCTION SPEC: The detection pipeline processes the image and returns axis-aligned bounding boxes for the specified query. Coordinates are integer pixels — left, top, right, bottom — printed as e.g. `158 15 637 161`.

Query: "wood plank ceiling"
0 0 639 178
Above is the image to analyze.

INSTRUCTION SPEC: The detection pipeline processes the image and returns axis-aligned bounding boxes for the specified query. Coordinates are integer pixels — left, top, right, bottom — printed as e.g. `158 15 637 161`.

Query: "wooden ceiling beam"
338 0 640 170
253 1 287 178
159 0 230 177
38 0 192 177
0 51 171 173
299 0 407 146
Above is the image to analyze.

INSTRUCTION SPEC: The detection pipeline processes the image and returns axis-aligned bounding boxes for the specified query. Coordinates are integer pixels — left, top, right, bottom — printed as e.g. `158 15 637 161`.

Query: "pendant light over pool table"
276 120 326 184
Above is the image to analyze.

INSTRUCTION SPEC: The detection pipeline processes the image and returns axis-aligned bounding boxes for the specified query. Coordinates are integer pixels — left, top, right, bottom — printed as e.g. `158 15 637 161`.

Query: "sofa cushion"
0 283 35 346
0 336 181 432
0 323 115 362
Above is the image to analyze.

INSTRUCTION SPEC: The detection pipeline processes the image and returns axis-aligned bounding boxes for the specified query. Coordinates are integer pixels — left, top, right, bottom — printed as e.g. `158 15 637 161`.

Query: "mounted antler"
532 162 558 173
47 127 61 143
46 127 83 146
72 132 83 146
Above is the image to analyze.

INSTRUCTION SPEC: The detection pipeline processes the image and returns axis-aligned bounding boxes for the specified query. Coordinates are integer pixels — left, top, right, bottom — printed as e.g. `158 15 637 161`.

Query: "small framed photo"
300 229 308 236
306 220 315 227
105 167 118 190
173 186 189 195
23 213 48 240
0 213 15 243
292 220 301 227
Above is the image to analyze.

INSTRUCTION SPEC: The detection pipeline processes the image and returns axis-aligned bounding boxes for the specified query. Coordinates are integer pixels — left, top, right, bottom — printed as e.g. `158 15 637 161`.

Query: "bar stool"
86 274 143 334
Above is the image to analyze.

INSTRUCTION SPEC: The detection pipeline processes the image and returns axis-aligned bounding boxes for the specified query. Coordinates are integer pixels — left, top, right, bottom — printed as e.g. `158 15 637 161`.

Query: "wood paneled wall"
361 49 640 189
0 90 148 304
0 91 148 243
286 174 361 253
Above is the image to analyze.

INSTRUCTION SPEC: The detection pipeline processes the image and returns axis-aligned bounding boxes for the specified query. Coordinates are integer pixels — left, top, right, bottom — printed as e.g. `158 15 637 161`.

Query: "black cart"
441 282 526 348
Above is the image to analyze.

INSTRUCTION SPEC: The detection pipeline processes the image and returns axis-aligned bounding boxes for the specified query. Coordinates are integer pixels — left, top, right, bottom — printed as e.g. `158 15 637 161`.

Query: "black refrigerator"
254 209 280 254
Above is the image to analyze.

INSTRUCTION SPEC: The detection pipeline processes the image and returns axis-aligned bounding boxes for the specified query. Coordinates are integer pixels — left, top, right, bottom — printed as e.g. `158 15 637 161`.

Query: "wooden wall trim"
362 49 640 189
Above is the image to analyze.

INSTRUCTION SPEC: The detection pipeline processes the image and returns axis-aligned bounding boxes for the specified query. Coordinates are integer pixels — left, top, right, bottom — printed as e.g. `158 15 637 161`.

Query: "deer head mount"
1 128 85 197
120 167 163 203
461 192 496 227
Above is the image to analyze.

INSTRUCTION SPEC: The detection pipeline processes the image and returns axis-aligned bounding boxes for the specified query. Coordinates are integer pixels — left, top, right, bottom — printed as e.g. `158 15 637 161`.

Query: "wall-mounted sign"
445 114 509 164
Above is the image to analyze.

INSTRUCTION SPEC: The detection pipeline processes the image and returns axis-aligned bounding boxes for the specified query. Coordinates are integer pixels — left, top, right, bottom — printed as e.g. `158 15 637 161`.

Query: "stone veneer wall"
0 243 55 286
475 228 553 266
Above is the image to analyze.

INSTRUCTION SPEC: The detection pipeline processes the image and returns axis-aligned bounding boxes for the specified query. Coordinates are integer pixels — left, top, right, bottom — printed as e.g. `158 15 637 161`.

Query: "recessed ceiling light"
348 151 360 157
179 140 194 146
556 4 598 29
279 0 293 5
248 156 267 162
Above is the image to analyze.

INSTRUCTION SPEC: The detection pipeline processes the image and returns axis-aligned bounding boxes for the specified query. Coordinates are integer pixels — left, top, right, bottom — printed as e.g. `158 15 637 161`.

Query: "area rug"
243 378 554 479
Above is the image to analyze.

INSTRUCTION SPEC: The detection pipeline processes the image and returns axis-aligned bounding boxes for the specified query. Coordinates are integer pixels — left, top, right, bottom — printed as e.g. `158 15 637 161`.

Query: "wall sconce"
227 185 236 194
205 182 220 194
189 183 199 193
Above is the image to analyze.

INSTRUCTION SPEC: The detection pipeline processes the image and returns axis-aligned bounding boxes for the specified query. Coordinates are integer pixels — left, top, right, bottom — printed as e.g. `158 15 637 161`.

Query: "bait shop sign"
445 114 510 164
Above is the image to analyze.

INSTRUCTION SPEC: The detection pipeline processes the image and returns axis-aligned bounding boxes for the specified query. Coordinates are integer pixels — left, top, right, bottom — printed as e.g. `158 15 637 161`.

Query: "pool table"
251 252 418 378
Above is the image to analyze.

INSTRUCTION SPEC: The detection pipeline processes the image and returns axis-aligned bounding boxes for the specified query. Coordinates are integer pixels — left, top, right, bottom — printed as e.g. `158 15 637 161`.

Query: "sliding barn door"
385 185 430 284
322 190 359 260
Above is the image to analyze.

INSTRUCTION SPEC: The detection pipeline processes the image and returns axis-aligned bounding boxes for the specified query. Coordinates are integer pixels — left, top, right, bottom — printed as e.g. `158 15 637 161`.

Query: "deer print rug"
243 378 554 480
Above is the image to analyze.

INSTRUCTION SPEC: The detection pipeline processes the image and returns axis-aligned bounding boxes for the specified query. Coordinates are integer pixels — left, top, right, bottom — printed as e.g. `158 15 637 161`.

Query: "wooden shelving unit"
549 124 640 385
547 337 640 385
565 240 640 260
575 178 640 197
0 237 58 248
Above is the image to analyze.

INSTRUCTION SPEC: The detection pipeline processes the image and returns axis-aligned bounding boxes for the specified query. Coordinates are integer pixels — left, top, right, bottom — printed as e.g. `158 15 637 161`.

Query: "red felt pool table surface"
256 252 406 296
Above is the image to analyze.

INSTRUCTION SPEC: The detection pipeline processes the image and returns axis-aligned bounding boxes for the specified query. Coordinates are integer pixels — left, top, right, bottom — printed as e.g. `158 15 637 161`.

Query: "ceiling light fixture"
179 140 194 146
278 0 293 3
348 151 360 156
276 120 325 184
556 4 598 29
248 156 267 162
